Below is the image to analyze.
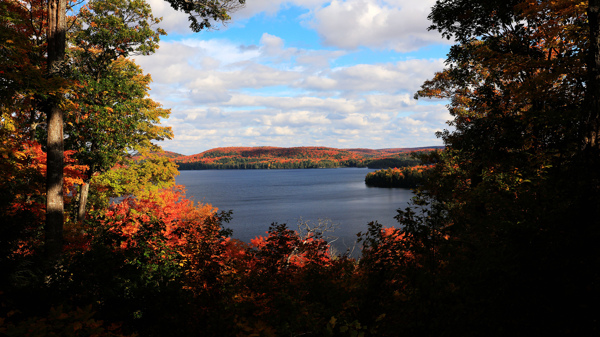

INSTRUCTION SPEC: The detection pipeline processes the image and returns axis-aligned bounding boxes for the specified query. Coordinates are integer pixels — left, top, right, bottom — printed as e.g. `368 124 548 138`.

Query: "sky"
134 0 454 156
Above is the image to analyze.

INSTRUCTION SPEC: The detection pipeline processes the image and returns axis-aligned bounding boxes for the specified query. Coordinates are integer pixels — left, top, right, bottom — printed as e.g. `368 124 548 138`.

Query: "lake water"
176 168 415 254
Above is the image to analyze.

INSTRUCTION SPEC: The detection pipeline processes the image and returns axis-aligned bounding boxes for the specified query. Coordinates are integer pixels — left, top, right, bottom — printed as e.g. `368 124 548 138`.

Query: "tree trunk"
45 0 67 260
77 181 90 223
574 0 600 231
586 0 600 151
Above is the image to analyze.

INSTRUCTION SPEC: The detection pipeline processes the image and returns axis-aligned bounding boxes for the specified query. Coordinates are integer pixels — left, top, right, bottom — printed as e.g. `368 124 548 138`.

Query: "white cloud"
311 0 449 52
179 39 261 65
225 94 363 114
365 94 414 110
263 111 331 126
149 0 449 52
132 9 452 155
260 33 286 55
294 58 446 98
242 127 262 136
341 114 370 128
147 0 195 34
233 0 329 19
272 126 296 135
301 76 338 91
295 50 347 69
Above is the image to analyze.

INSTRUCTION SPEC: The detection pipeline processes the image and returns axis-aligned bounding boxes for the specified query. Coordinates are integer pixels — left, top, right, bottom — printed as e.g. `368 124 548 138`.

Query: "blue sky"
134 0 453 155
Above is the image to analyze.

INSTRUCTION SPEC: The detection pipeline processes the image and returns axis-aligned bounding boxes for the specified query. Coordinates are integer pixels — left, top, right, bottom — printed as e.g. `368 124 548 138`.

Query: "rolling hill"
174 146 442 170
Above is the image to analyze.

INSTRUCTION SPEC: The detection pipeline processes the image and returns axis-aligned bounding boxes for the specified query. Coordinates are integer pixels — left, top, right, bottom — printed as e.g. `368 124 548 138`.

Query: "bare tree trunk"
45 0 67 260
77 181 90 223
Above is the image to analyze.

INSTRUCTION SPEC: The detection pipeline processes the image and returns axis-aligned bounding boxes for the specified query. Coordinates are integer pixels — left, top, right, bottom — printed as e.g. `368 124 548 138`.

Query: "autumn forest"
2 0 600 336
174 146 433 170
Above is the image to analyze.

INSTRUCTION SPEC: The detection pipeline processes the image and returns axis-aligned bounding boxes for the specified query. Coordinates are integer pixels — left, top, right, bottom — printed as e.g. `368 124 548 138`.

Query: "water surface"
176 168 414 253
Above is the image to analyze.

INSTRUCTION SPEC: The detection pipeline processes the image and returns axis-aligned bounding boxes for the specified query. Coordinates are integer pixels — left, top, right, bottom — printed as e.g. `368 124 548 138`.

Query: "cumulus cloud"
260 33 286 55
132 8 451 154
263 111 330 126
365 94 414 110
147 0 289 34
233 0 329 19
147 0 194 34
311 0 450 52
149 0 449 52
311 58 445 94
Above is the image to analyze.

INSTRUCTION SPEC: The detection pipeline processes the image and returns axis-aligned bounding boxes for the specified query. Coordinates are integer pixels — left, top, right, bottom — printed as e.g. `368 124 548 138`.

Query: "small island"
365 166 429 188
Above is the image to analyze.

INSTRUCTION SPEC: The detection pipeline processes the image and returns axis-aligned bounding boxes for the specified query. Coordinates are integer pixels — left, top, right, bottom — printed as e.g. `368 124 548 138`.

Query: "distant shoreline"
172 146 442 170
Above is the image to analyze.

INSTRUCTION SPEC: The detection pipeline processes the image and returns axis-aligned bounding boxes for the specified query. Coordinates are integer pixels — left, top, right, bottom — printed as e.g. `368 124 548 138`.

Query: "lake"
176 168 415 254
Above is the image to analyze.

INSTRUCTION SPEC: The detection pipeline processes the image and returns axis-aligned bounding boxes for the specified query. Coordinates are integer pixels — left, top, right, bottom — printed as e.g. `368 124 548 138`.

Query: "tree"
87 154 179 213
41 0 245 260
417 0 588 226
66 57 173 221
1 0 71 260
69 0 165 77
71 61 173 221
55 187 230 335
163 0 245 32
582 0 600 229
407 0 600 334
45 0 69 260
64 0 176 221
586 0 600 152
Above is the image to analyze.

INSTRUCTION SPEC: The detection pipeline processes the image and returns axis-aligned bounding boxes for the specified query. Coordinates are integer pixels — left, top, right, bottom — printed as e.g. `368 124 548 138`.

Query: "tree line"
176 146 425 170
364 166 429 188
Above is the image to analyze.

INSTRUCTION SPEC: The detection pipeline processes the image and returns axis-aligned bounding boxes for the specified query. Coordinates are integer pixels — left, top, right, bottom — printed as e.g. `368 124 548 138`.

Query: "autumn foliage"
365 165 430 188
176 146 440 169
1 139 87 256
3 0 600 336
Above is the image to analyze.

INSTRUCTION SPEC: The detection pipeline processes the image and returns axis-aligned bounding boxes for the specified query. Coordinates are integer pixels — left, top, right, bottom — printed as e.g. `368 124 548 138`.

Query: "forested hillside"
365 165 429 188
175 146 439 169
